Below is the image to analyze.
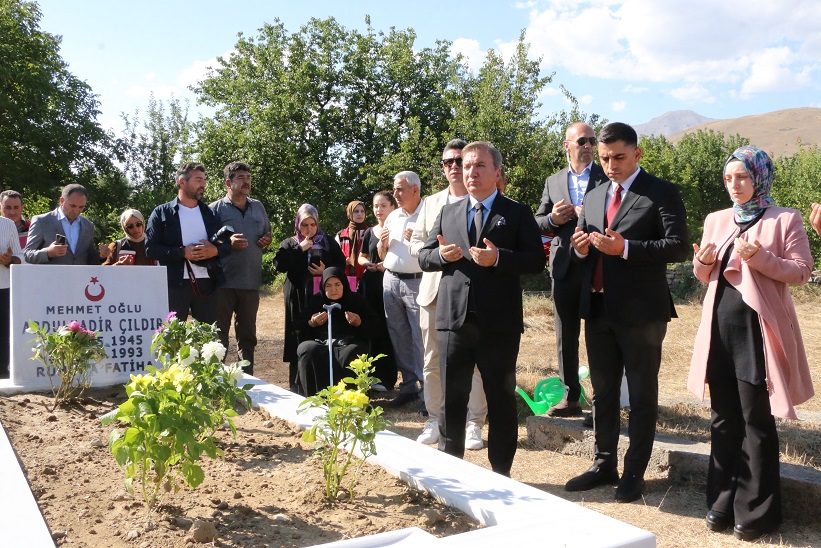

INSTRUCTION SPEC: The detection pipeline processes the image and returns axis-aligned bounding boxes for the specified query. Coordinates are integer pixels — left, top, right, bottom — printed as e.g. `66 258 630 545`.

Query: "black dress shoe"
614 472 645 503
582 413 594 428
547 399 583 417
383 392 418 408
565 465 619 492
733 523 775 542
705 511 732 532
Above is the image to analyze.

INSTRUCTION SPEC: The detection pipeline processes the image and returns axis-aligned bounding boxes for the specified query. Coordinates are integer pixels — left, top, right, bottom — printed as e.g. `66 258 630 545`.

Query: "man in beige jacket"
409 139 488 450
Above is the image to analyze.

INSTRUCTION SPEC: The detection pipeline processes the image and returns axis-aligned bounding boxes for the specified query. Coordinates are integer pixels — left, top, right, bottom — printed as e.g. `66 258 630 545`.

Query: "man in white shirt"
146 163 232 323
381 171 425 408
0 215 22 378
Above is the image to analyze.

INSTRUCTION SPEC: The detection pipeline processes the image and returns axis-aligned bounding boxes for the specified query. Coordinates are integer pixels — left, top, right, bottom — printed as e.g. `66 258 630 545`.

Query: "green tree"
119 95 195 214
773 146 821 261
640 130 748 249
448 36 601 211
0 0 115 198
195 17 457 241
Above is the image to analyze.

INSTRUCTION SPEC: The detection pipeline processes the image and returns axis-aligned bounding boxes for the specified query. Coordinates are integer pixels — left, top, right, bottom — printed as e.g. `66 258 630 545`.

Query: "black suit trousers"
440 315 520 476
706 360 781 529
551 260 585 402
585 295 666 475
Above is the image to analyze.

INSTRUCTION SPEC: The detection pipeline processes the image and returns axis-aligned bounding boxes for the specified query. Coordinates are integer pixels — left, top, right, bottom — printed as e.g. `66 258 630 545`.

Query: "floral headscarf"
120 209 146 242
294 203 329 251
724 146 775 222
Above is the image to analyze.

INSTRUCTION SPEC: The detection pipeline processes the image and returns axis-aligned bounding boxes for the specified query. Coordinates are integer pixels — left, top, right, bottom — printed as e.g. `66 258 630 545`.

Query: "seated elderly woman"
688 146 814 542
296 267 375 397
103 209 156 266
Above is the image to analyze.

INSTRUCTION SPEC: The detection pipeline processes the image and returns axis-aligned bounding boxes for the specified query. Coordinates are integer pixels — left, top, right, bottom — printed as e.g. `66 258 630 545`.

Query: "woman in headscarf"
103 209 156 266
274 204 345 393
688 146 814 541
295 266 375 396
335 200 369 286
356 190 399 391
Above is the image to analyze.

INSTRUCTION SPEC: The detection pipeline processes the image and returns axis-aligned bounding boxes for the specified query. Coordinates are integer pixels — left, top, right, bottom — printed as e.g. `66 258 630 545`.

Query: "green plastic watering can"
516 365 589 415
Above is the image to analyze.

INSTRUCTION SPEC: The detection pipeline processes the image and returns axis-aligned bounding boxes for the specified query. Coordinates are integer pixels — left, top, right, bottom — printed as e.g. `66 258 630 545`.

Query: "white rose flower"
221 364 244 385
201 341 226 362
179 347 199 367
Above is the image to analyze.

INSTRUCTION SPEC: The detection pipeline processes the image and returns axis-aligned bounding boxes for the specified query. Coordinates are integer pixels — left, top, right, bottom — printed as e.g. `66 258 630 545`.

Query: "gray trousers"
216 288 260 373
382 271 424 394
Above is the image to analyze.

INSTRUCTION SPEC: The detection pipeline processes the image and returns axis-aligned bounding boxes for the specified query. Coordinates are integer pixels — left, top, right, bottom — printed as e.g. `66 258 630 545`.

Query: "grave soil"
0 388 479 547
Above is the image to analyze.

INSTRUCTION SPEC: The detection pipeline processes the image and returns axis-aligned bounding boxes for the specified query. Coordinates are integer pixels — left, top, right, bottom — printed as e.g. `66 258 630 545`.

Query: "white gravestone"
8 265 169 389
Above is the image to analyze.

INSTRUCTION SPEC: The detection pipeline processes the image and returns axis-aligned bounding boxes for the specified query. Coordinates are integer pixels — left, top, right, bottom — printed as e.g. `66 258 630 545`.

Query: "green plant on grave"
299 354 390 502
150 311 220 365
27 320 107 412
102 316 252 511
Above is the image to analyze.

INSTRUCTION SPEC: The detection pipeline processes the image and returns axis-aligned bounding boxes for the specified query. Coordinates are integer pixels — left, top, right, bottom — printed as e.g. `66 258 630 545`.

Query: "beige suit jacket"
409 188 453 307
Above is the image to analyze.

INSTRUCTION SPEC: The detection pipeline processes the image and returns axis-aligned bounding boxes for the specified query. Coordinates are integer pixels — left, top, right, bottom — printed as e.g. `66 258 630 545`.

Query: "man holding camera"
146 162 232 324
210 162 272 374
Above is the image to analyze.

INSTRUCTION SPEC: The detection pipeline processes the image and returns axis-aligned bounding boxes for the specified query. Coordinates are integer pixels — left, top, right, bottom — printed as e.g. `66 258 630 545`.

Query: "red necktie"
592 184 623 291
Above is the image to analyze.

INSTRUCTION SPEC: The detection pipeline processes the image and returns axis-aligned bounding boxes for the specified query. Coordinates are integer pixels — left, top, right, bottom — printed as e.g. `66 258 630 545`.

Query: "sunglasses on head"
441 157 463 168
126 222 144 230
574 137 597 147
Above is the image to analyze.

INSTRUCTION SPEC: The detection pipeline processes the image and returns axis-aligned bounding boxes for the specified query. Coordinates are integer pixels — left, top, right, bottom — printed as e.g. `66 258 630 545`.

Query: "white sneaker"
465 423 483 450
416 420 439 444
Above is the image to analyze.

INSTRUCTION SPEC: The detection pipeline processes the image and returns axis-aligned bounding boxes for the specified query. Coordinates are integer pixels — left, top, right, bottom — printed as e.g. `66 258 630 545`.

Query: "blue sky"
37 0 821 135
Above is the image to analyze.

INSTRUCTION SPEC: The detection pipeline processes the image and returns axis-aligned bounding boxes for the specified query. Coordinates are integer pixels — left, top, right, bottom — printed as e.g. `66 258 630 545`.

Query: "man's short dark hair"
443 139 468 154
176 162 206 183
463 141 503 169
597 122 638 147
0 190 22 204
61 184 87 200
224 161 251 181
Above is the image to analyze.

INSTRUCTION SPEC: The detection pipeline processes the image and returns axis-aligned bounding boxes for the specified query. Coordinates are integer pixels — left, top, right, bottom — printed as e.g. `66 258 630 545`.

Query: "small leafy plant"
27 320 107 411
102 316 252 512
299 354 390 501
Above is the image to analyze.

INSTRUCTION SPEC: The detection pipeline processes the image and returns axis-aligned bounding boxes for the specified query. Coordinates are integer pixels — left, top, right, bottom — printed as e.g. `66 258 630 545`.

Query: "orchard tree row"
3 1 819 261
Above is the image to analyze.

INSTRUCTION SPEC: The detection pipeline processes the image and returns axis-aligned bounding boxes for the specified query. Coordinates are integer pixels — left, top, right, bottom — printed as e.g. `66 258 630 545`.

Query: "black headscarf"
320 266 353 306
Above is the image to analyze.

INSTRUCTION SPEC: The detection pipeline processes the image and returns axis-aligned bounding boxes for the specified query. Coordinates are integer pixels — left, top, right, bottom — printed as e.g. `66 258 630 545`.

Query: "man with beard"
146 162 232 323
210 162 272 373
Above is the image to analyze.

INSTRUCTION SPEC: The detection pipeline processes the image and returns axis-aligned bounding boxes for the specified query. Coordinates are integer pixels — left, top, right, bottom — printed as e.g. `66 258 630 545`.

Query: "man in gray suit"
25 184 104 265
535 122 608 417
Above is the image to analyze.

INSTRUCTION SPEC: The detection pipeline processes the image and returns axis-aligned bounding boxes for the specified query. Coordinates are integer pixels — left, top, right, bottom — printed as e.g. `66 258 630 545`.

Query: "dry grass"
669 107 821 158
241 289 821 547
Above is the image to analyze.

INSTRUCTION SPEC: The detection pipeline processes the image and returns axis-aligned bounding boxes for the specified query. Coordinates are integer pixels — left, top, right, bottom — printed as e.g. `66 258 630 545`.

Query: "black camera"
210 225 235 246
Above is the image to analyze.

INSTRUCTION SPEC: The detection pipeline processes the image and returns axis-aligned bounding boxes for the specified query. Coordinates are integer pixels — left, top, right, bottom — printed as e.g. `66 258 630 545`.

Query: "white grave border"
0 377 655 547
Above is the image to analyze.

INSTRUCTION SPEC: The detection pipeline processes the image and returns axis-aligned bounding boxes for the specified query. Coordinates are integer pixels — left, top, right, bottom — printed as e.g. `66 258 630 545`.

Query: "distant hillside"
635 110 716 138
669 107 821 158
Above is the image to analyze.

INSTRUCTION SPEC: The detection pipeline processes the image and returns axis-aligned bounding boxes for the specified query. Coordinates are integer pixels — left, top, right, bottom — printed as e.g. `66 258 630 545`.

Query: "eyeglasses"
441 157 463 168
574 137 597 147
126 222 144 230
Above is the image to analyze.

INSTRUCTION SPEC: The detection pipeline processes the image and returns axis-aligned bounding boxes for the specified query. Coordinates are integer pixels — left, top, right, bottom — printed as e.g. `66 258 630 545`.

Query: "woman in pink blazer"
688 146 814 542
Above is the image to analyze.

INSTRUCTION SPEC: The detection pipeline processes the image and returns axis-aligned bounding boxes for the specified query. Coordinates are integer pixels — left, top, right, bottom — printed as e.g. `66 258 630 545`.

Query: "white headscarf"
120 209 146 242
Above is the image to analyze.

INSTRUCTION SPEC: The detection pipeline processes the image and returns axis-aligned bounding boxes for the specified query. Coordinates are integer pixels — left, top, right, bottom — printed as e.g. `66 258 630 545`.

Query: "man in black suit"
566 123 688 502
419 141 546 476
536 122 608 417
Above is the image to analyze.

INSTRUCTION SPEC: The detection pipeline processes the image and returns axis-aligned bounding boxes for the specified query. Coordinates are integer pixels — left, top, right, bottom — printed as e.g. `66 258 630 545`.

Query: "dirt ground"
2 291 820 547
0 389 479 547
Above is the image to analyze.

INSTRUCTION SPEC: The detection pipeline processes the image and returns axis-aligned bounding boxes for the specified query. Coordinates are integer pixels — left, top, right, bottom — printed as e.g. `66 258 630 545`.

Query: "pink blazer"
687 207 814 419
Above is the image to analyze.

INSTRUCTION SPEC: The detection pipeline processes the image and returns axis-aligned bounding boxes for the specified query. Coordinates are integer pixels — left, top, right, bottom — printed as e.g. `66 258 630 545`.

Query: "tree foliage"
639 130 749 248
119 95 195 214
0 0 115 201
194 17 460 242
773 146 821 260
